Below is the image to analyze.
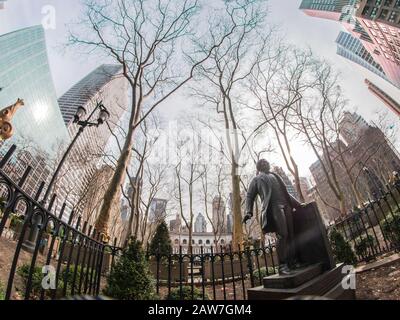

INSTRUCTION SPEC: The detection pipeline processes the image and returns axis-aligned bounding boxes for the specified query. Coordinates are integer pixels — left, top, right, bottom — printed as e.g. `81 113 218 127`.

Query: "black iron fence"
1 143 400 300
330 184 400 263
0 145 120 300
146 243 278 300
0 144 279 301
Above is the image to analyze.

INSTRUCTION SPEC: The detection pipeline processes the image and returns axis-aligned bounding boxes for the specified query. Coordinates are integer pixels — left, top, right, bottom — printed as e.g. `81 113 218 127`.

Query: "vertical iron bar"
179 246 183 300
71 221 87 296
0 144 16 168
220 246 226 300
229 245 236 301
200 246 205 300
237 244 246 300
369 199 390 251
210 246 216 300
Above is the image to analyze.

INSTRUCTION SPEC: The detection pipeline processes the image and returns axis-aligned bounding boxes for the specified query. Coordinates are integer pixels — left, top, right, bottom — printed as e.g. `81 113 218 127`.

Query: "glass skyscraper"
336 31 388 81
0 25 68 156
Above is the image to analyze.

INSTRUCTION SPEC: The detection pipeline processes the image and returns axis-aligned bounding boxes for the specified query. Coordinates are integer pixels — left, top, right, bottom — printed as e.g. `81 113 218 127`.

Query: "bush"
382 211 400 248
60 264 90 296
0 281 5 300
149 221 172 257
9 213 24 230
166 286 208 300
103 238 156 300
329 228 357 265
354 235 377 258
17 264 44 299
253 266 278 283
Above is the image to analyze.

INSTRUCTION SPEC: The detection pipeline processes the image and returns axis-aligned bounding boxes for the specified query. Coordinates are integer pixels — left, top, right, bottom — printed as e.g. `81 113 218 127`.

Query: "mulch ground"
356 259 400 300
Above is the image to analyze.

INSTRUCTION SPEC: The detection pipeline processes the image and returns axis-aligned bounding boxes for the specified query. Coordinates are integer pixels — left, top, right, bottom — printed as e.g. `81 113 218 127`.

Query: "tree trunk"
231 165 243 249
95 126 134 239
339 192 346 216
293 169 305 202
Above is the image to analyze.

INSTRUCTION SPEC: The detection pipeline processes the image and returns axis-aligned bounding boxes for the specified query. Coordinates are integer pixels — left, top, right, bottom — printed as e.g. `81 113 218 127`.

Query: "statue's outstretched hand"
243 213 252 224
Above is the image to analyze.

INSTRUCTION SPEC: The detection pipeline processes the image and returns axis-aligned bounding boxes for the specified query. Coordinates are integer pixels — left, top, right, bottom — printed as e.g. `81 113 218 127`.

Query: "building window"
183 239 187 245
198 239 203 245
206 240 210 245
221 239 225 244
174 239 179 245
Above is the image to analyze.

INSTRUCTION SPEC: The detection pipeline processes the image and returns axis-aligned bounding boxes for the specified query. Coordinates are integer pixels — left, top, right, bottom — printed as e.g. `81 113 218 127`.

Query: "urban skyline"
0 0 399 302
1 0 399 177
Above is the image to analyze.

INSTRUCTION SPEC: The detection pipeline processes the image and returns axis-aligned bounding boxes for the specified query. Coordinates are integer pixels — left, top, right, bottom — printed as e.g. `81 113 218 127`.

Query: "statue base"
247 263 355 300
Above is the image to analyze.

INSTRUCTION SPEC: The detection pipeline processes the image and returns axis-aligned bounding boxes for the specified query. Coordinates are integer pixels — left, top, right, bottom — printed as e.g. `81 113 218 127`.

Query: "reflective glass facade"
0 25 68 156
336 31 389 80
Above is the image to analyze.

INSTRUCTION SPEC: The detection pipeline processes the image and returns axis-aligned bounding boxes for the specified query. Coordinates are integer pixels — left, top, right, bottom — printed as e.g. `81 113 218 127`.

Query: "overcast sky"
1 0 399 178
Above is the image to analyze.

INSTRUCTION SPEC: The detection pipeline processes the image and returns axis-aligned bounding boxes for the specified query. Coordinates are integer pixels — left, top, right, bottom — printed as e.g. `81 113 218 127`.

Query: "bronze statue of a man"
243 159 304 275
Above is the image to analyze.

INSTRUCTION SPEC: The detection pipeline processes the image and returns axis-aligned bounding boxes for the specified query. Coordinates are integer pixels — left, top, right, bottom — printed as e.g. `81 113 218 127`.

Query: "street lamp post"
42 101 110 202
22 101 110 253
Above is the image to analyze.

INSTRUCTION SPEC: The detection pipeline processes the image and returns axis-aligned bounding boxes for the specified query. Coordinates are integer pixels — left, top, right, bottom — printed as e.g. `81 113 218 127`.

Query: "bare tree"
248 46 315 202
200 162 229 248
68 0 241 239
192 0 268 247
172 123 204 253
291 60 348 215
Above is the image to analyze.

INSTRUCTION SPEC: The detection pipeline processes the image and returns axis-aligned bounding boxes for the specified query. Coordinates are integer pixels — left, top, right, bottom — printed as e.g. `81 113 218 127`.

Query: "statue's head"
256 159 270 174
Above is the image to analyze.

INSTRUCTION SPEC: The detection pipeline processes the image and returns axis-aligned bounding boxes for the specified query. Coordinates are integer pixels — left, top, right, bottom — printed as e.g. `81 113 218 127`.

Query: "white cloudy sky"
1 0 399 178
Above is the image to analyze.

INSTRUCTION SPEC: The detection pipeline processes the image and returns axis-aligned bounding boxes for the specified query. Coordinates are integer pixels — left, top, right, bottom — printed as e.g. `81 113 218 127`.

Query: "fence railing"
330 184 400 263
0 145 120 300
146 243 278 300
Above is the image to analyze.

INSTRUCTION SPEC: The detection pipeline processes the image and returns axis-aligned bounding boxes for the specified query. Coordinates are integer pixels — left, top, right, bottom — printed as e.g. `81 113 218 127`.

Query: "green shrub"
17 264 44 299
9 213 24 230
354 235 377 258
18 263 98 299
0 281 5 300
60 264 90 296
103 238 156 300
329 228 357 265
149 221 172 257
382 211 400 247
166 286 208 300
253 266 278 283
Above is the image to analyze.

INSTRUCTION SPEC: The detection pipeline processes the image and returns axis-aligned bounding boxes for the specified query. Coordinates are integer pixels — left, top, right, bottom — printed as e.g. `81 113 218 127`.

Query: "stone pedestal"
248 263 355 300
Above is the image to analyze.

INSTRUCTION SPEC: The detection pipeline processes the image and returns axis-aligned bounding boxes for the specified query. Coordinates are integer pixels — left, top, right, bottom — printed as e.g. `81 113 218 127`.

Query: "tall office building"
300 1 400 88
273 167 299 199
336 31 388 81
299 0 356 21
365 79 400 117
0 26 68 155
310 112 400 220
226 213 233 234
54 64 128 216
149 198 168 222
212 196 226 233
355 0 400 87
0 25 68 197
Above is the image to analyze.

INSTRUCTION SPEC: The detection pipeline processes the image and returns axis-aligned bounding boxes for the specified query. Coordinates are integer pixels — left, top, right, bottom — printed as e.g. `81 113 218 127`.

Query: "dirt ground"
356 259 400 300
